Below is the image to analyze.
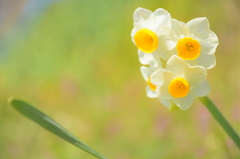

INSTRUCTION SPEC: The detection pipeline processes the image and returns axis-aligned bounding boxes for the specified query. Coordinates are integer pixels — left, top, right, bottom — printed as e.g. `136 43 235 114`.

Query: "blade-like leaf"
9 98 107 159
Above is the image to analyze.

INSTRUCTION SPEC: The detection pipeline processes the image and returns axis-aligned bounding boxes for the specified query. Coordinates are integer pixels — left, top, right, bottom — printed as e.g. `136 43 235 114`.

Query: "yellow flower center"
168 77 190 98
134 28 158 53
147 77 157 91
176 37 201 60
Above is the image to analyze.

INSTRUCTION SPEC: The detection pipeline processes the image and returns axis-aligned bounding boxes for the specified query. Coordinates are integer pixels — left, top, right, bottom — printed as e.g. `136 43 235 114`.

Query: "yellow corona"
134 28 158 53
168 77 190 98
147 77 157 91
176 37 201 60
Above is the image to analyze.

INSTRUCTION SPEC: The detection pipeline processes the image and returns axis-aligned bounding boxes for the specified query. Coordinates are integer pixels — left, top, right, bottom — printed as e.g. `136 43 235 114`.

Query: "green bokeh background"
0 0 239 158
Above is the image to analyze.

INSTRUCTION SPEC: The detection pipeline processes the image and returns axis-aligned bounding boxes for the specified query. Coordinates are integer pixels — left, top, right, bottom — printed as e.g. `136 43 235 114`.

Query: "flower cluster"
131 8 218 110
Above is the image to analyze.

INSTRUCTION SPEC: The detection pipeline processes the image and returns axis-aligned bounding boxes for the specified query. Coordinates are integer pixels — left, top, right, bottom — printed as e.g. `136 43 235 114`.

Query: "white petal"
199 31 219 55
134 7 152 21
131 28 137 37
149 58 162 68
133 7 153 29
146 86 158 98
172 93 195 110
197 53 216 69
157 26 178 51
184 59 198 66
138 50 155 65
171 19 190 38
158 97 171 108
195 30 218 43
156 83 172 99
150 68 173 86
140 66 152 81
156 47 174 61
183 66 207 86
153 8 171 28
151 69 173 99
187 17 210 35
133 8 171 32
150 51 162 65
166 55 189 76
192 80 210 97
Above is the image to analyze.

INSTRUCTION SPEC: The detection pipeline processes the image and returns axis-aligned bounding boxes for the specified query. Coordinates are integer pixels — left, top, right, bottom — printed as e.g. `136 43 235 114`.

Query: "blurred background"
0 0 239 158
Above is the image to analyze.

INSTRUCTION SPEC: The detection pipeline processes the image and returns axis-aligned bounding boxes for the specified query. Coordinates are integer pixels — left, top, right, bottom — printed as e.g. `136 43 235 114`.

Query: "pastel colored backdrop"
0 0 239 158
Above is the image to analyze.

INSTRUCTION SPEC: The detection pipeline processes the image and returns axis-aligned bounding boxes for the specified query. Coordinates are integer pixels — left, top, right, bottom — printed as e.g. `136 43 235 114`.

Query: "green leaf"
8 98 108 159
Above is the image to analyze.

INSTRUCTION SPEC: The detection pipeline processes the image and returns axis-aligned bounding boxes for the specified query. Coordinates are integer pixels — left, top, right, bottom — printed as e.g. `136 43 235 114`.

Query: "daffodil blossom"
171 17 219 69
131 7 177 65
140 60 162 98
150 55 210 110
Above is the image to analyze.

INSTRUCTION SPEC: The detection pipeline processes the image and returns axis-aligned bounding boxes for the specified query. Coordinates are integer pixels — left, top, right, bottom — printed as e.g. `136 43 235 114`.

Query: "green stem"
199 96 240 149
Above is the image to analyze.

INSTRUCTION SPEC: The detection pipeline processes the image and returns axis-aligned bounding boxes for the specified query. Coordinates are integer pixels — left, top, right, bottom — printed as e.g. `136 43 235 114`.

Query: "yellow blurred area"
0 0 239 158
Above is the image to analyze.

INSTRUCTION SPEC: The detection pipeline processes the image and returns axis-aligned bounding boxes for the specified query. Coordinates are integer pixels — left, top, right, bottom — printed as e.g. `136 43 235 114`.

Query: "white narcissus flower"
140 60 161 98
171 17 219 69
150 55 210 110
131 7 177 65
